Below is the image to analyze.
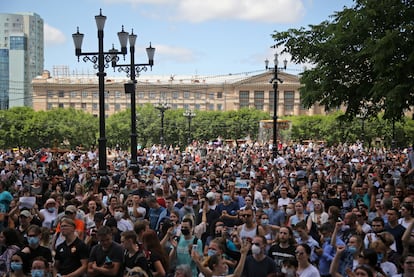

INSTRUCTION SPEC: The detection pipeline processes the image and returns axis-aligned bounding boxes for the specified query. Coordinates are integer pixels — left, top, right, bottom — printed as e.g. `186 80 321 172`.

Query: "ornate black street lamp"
265 46 287 160
110 29 155 169
72 9 128 176
155 101 170 147
183 109 196 145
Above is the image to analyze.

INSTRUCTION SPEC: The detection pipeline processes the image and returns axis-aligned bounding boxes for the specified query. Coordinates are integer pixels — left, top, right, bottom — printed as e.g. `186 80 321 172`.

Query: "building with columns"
32 67 326 117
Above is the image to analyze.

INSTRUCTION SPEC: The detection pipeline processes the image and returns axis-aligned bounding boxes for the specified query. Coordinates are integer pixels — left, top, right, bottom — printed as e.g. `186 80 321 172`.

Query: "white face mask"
286 208 294 216
127 207 134 216
251 244 261 255
114 211 124 221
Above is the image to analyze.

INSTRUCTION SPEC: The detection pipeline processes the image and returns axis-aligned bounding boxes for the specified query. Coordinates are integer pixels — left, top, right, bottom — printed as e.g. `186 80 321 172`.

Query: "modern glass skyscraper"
0 12 44 109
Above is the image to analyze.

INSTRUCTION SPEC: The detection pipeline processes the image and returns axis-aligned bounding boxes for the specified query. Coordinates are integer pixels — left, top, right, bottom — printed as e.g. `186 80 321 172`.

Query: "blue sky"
2 0 354 77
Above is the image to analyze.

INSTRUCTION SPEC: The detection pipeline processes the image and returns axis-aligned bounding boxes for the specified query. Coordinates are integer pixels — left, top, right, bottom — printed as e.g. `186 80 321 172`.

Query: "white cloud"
154 44 196 63
44 23 66 45
174 0 305 23
103 0 305 23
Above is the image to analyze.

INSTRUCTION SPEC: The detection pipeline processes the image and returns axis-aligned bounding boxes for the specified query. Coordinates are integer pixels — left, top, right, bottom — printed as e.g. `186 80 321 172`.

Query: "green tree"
272 0 414 121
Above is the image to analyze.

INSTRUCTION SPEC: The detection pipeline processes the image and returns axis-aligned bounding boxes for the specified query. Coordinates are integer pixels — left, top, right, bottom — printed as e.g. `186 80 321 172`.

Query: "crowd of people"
0 140 413 277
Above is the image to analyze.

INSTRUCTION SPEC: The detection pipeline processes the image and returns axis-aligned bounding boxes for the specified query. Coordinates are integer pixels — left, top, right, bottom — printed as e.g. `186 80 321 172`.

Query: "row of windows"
46 102 223 112
48 90 223 99
239 90 300 111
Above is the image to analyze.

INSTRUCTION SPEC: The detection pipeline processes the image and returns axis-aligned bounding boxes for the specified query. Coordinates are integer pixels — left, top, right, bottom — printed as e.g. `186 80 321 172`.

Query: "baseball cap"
20 210 32 218
65 205 77 214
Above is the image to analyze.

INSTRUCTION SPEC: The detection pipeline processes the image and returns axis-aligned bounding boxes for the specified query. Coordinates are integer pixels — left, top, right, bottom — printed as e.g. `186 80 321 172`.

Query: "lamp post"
391 119 396 150
110 29 155 169
155 101 170 147
72 9 128 176
183 109 196 146
265 47 287 160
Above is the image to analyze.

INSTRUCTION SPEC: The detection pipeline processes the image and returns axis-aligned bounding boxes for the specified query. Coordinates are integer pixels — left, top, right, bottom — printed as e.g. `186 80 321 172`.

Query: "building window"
183 91 190 98
58 103 64 108
172 104 178 109
47 103 52 110
217 92 223 98
47 91 53 98
58 91 64 97
239 91 249 108
254 91 264 110
92 103 98 110
172 91 179 99
70 103 75 108
284 91 294 111
70 91 77 98
208 104 214 111
269 91 275 112
115 103 121 111
209 93 214 99
137 91 145 99
195 91 201 99
183 104 189 110
195 104 200 110
93 92 98 98
105 104 109 111
149 92 156 99
81 103 87 109
217 104 222 111
82 91 88 98
115 91 121 98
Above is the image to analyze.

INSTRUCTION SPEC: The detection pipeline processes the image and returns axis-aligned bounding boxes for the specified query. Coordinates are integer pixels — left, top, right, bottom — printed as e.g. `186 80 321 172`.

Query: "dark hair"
32 256 49 269
182 217 193 228
121 230 137 241
142 230 169 272
27 225 41 236
354 265 374 277
1 228 22 247
371 217 385 226
297 243 311 256
96 226 112 237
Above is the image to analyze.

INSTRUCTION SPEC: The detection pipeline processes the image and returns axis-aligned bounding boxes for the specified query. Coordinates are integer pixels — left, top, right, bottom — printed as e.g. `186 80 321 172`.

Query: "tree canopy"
272 0 414 121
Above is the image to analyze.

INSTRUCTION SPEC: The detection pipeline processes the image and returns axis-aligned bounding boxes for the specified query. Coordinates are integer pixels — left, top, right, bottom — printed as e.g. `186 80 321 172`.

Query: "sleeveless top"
239 224 258 240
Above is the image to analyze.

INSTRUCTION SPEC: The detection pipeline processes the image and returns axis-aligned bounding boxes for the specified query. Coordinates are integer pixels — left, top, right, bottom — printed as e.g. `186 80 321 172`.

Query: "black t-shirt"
19 245 53 274
124 250 149 273
89 242 124 277
242 255 276 277
55 237 89 275
268 244 296 272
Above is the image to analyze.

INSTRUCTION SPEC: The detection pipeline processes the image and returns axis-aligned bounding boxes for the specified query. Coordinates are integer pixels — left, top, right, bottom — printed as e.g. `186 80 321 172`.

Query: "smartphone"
192 244 198 252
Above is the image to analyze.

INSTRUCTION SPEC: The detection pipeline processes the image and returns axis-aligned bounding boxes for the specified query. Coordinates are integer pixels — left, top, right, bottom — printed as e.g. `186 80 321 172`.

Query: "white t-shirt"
39 209 58 229
297 264 320 277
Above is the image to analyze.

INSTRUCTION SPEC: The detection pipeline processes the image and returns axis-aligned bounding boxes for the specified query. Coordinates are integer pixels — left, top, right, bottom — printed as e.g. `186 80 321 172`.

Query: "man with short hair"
242 235 276 277
88 226 124 277
268 226 296 273
385 208 406 254
121 230 149 273
172 218 203 277
147 196 167 230
266 196 285 226
54 217 89 277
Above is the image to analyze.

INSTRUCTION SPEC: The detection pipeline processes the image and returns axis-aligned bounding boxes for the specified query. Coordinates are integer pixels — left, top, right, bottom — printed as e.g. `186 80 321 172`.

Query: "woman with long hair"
142 230 169 277
8 253 25 277
307 199 329 229
288 200 306 227
295 243 320 276
0 228 22 276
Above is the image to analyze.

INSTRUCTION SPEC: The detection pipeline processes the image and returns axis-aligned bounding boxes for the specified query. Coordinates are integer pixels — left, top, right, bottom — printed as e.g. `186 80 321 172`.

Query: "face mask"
281 267 295 277
11 262 23 271
261 219 269 226
28 236 39 246
251 244 261 255
223 195 231 202
190 183 197 188
215 231 222 237
377 253 384 263
207 249 217 256
193 200 198 206
348 246 357 254
114 212 124 221
286 208 294 216
289 178 296 184
47 207 55 213
181 228 190 236
127 207 134 215
31 269 45 277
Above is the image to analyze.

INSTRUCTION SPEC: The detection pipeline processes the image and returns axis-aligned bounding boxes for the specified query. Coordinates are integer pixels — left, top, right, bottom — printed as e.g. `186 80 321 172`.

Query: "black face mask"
215 231 222 237
181 228 190 236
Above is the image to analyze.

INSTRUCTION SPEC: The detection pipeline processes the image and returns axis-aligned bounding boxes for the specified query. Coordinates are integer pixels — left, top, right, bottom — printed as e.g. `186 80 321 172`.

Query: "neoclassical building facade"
32 68 326 117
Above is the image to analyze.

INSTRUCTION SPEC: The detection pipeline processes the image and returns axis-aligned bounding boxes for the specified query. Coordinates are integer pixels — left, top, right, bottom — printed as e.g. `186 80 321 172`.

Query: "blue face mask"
28 236 39 246
348 246 357 254
10 262 23 271
377 253 384 263
261 219 269 226
31 269 45 277
47 207 55 213
223 195 231 202
207 249 217 257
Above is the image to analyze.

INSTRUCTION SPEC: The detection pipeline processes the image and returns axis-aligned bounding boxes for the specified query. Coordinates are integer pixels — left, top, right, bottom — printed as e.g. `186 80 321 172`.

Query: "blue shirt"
216 201 240 227
149 206 167 230
266 208 285 226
